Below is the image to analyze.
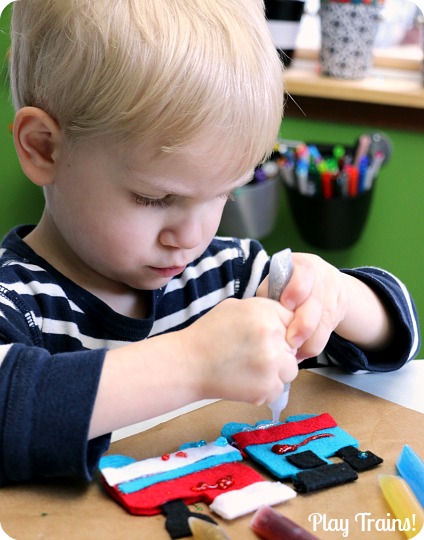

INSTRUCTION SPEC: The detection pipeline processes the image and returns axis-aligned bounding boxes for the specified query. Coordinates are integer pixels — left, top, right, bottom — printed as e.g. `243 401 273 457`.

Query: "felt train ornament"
221 413 382 492
99 438 295 521
99 413 382 537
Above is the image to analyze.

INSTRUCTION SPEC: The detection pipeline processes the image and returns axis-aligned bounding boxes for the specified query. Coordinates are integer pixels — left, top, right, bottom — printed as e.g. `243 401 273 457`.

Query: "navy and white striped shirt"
0 226 420 484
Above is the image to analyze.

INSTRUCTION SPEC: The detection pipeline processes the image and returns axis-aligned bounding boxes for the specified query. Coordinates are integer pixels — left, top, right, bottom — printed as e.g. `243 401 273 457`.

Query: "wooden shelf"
284 58 424 110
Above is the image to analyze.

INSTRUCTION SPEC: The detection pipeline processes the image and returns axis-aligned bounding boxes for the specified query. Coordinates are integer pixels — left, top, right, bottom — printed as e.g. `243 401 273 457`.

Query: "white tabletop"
308 360 424 415
112 360 423 442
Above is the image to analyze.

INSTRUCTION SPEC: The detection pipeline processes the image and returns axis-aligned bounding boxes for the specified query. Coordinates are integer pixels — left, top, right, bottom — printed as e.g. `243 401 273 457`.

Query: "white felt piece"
209 481 297 520
102 442 240 487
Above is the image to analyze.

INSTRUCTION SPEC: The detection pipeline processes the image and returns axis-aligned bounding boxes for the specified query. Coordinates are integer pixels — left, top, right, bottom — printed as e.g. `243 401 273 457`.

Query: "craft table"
0 363 423 540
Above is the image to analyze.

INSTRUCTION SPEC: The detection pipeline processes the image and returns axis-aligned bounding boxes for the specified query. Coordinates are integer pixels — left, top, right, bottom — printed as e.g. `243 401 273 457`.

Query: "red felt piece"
231 413 337 450
101 462 264 516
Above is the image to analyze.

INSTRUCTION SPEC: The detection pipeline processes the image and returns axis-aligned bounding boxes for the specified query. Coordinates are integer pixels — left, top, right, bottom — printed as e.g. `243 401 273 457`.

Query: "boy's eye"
132 191 235 208
131 194 171 208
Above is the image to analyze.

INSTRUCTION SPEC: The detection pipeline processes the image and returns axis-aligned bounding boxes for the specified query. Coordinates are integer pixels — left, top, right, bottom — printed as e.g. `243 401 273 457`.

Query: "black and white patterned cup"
319 2 381 79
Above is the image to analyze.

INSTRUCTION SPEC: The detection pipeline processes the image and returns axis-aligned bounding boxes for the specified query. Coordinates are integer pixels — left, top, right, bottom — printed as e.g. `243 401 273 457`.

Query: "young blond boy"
0 0 419 484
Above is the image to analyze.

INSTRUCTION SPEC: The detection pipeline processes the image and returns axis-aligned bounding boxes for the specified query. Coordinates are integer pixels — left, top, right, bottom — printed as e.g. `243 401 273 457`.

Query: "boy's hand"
180 297 298 406
257 253 348 361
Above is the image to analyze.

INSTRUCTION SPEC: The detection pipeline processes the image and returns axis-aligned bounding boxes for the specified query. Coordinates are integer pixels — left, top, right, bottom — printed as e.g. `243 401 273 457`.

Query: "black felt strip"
286 450 327 469
293 463 358 493
336 445 383 471
161 499 217 539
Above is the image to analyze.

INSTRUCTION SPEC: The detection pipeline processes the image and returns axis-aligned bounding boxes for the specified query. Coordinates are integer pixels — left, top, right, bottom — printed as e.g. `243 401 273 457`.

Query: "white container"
219 179 281 239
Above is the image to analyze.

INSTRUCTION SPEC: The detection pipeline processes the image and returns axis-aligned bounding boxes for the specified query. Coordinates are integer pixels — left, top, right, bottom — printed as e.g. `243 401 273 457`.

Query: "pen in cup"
353 133 371 168
363 150 384 191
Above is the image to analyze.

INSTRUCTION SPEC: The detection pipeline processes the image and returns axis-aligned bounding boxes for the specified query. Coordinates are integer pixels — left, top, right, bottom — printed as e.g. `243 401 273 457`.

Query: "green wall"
1 4 422 356
0 5 44 232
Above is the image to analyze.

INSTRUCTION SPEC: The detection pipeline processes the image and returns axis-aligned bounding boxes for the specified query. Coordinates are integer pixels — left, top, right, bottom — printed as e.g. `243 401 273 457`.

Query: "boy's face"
43 136 252 292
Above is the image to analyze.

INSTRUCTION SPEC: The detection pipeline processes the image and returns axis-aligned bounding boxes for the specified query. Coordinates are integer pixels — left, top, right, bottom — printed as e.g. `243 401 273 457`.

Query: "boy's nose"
159 212 204 250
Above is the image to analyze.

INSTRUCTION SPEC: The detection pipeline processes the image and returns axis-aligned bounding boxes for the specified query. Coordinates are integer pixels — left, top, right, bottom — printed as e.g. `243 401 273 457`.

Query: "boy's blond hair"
11 0 284 169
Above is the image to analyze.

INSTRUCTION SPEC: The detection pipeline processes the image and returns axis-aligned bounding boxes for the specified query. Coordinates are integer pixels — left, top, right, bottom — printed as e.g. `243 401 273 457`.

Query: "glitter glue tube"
268 383 291 425
251 506 320 540
268 248 294 423
188 517 231 540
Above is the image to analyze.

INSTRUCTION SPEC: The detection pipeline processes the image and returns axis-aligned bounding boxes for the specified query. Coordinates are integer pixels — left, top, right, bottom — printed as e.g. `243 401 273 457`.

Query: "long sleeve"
323 267 420 372
0 231 113 485
0 342 109 485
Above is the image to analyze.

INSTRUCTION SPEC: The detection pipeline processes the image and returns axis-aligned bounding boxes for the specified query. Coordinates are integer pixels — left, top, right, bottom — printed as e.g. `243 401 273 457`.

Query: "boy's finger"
285 293 323 350
280 256 315 311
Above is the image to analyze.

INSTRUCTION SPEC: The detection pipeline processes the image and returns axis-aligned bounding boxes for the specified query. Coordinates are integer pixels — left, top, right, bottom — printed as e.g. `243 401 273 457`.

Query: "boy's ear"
13 107 62 187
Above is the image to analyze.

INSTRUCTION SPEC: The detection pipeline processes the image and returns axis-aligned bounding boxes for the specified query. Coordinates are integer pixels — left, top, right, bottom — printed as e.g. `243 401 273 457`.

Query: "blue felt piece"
99 454 137 470
221 414 358 480
117 451 242 494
